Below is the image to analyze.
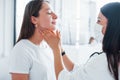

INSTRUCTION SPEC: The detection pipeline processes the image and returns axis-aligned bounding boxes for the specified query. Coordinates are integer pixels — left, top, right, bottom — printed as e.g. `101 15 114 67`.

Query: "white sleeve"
58 64 88 80
58 53 107 80
58 70 71 80
9 47 32 74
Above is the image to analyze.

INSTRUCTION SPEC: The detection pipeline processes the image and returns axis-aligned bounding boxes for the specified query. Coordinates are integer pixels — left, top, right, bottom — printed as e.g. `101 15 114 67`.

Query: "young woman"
9 0 57 80
43 2 120 80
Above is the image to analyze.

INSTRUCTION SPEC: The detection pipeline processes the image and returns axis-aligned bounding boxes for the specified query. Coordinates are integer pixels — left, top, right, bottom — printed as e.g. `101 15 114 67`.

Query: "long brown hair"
17 0 46 43
101 2 120 80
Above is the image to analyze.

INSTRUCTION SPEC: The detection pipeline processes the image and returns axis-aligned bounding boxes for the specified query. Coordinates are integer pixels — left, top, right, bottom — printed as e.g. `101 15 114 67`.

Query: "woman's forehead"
41 2 51 10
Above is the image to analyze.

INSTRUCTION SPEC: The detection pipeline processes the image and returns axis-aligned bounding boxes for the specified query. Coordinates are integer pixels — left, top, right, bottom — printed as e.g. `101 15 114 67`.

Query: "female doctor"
9 0 57 80
43 2 120 80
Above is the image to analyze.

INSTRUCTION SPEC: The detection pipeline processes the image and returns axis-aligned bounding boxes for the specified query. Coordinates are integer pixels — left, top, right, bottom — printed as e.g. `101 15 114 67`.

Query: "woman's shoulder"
13 39 25 48
86 52 107 66
11 39 31 53
10 39 34 60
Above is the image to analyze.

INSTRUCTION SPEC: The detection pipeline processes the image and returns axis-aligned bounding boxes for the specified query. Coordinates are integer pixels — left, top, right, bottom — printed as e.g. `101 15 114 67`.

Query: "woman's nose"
52 12 57 19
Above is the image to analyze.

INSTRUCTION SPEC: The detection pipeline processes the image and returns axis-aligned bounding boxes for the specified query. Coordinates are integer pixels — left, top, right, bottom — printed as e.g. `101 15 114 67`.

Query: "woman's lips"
52 22 56 25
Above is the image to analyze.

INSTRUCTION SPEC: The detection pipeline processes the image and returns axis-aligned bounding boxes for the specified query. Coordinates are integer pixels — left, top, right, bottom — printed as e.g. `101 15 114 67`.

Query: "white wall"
0 0 14 58
0 0 4 58
78 0 90 44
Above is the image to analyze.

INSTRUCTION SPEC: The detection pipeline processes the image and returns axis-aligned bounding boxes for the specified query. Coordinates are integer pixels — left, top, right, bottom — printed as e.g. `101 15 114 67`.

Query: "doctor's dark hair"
17 0 48 42
101 2 120 80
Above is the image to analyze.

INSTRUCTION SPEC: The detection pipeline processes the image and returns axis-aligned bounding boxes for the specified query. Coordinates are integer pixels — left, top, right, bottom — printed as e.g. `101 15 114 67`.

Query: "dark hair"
101 2 120 80
17 0 47 42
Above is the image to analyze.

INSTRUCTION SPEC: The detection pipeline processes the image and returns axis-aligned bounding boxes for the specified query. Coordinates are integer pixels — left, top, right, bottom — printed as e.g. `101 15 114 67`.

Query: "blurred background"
0 0 120 80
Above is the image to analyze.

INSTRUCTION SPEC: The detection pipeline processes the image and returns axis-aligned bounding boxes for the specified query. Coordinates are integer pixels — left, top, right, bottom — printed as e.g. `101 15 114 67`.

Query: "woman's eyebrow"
97 17 101 20
45 8 51 10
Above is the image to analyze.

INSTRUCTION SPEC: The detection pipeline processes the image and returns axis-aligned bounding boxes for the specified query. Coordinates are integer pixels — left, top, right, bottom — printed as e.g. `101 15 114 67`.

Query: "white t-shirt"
58 53 120 80
9 39 56 80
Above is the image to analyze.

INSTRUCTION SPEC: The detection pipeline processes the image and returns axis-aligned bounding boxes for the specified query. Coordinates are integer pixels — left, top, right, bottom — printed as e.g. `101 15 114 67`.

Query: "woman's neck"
28 31 43 45
29 37 43 45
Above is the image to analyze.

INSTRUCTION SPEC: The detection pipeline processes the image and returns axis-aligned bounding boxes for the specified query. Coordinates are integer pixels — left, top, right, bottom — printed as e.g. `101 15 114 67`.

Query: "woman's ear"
31 16 37 24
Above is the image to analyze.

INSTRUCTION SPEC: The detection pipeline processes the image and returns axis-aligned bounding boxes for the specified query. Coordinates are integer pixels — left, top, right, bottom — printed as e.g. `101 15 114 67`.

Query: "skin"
43 12 108 79
11 2 57 80
97 12 108 35
29 2 57 45
33 2 57 31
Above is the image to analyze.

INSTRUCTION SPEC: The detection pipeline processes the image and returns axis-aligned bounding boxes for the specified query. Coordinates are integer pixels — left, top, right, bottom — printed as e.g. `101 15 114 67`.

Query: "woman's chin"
50 26 56 30
50 27 56 31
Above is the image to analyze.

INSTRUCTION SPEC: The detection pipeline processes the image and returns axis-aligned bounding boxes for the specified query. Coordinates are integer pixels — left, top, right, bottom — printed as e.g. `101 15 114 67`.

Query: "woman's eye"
47 10 52 14
97 20 100 23
97 18 101 23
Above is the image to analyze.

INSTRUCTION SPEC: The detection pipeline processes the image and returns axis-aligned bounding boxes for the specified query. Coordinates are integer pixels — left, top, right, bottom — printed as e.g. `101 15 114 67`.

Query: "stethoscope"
89 52 103 58
85 51 104 65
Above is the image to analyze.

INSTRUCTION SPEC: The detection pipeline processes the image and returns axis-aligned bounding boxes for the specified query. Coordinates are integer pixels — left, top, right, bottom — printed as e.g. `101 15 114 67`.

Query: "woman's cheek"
40 19 50 27
102 26 106 35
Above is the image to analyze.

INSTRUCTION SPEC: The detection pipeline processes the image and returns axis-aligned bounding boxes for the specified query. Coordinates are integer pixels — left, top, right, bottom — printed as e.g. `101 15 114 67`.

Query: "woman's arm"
53 49 64 79
62 54 74 71
42 30 74 78
42 30 64 79
11 73 29 80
